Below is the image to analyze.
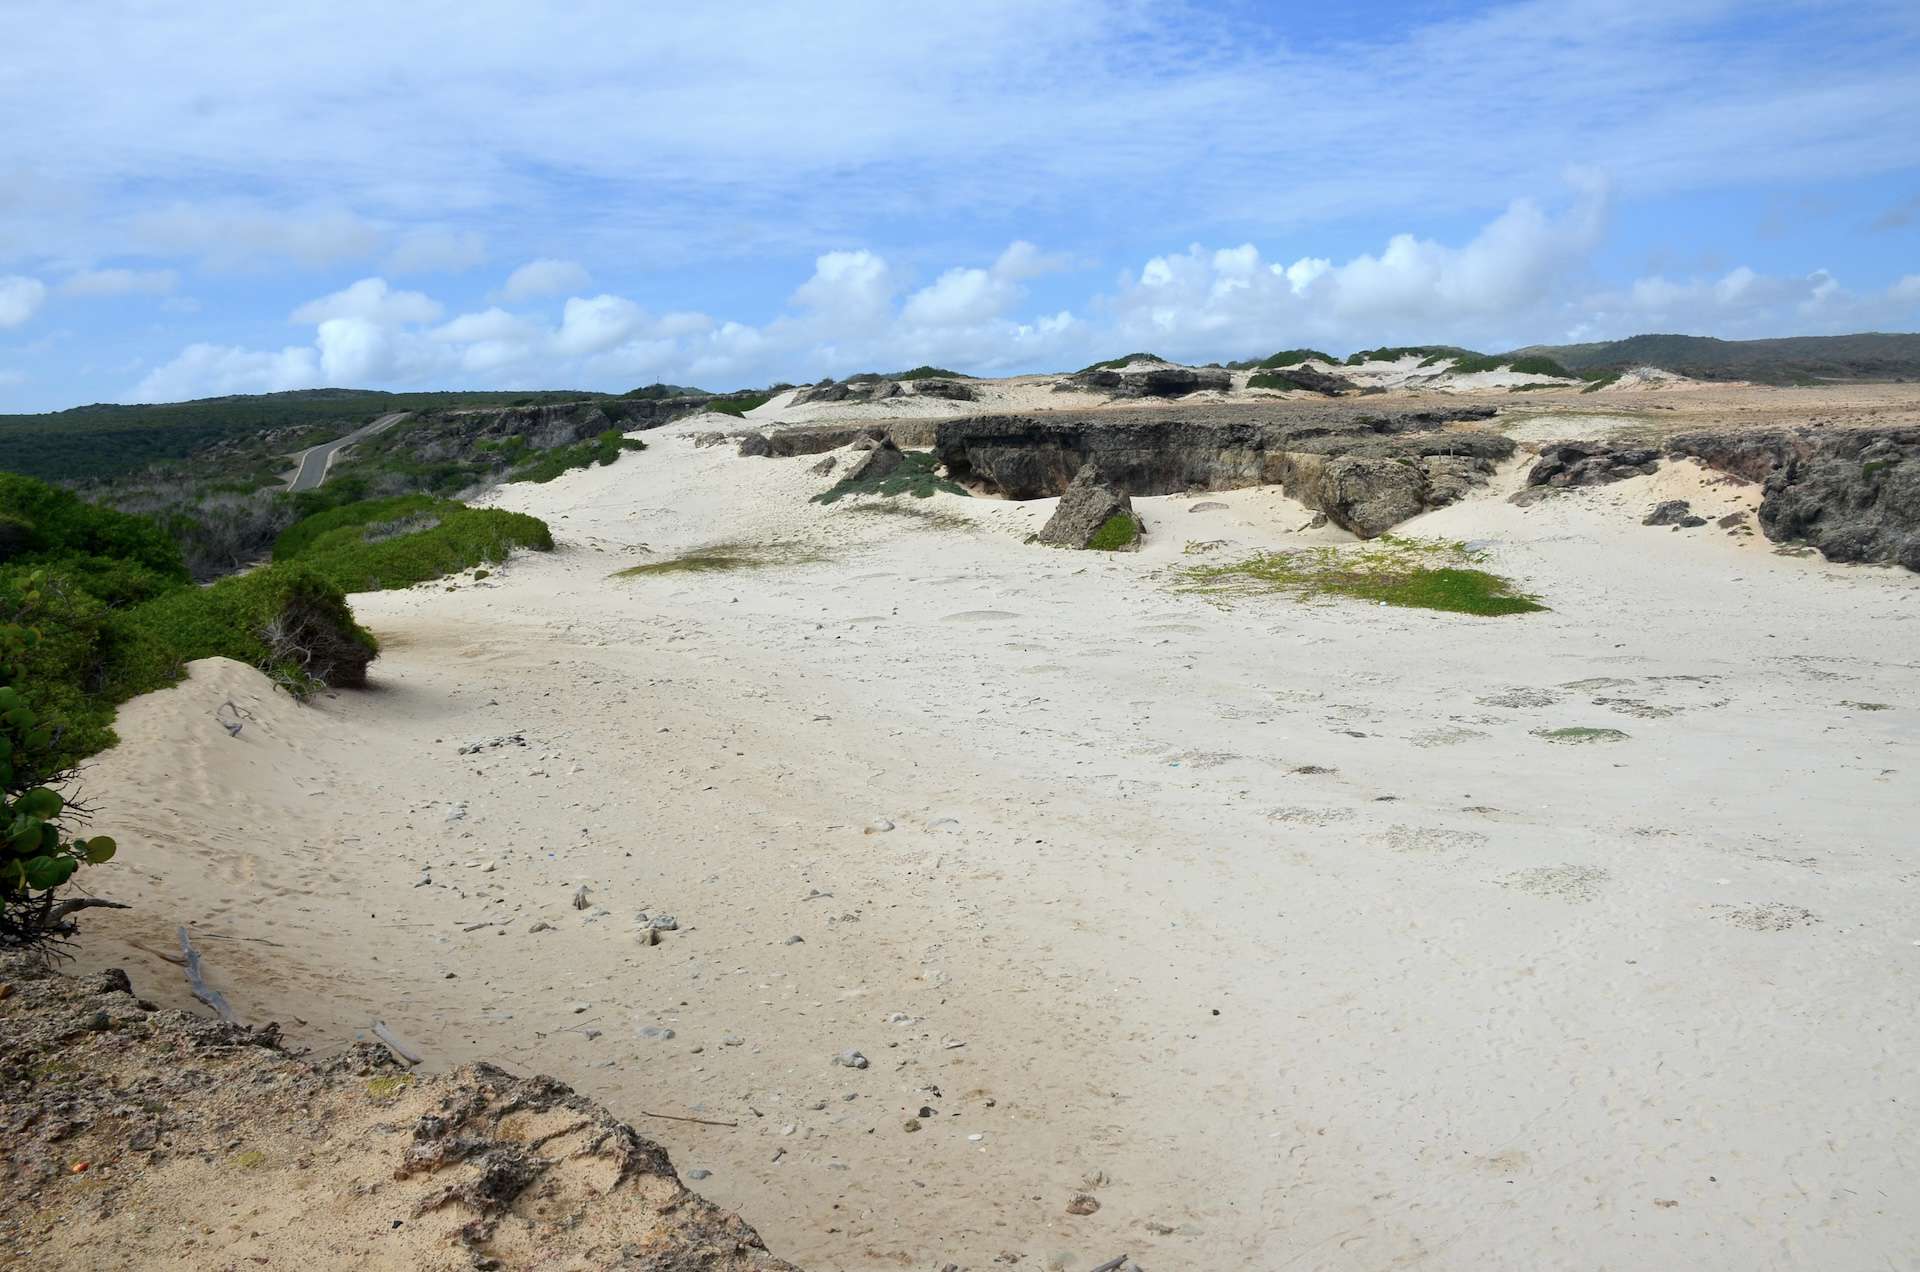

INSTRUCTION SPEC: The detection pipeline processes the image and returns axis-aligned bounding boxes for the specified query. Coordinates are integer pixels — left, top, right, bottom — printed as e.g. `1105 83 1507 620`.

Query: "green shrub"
705 394 775 418
892 366 971 380
1175 537 1545 616
508 430 645 483
277 499 552 593
1248 371 1309 392
1445 353 1577 379
1078 352 1163 373
1256 349 1335 369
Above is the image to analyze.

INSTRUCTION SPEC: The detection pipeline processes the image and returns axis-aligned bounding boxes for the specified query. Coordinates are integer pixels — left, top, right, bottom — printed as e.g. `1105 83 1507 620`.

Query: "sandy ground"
69 388 1920 1271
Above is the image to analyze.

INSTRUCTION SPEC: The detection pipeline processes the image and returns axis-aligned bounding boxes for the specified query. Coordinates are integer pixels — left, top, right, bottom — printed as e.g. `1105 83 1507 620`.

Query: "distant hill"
1511 332 1920 385
0 388 611 483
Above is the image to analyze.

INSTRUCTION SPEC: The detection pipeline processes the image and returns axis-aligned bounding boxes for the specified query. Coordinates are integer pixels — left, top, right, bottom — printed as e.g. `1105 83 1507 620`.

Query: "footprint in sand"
1713 902 1820 931
1380 825 1488 854
1500 864 1610 902
1479 687 1561 709
1409 726 1490 748
943 610 1020 623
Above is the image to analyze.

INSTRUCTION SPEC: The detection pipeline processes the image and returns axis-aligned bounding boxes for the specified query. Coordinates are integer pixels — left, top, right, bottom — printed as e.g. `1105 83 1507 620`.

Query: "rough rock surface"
1526 441 1661 488
909 379 977 401
935 404 1509 538
736 432 773 458
728 422 939 457
1643 499 1707 528
789 379 902 407
1058 365 1233 399
0 955 797 1271
841 435 904 484
1036 463 1142 549
1671 426 1920 570
1256 365 1359 396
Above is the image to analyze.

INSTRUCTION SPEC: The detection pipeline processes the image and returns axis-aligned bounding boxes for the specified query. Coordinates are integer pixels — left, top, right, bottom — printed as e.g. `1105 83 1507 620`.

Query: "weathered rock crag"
936 405 1509 538
1037 463 1143 549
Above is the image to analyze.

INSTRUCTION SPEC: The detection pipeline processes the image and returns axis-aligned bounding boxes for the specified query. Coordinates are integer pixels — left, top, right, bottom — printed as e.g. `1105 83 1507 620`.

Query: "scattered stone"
687 1168 712 1181
458 734 527 755
721 1033 745 1047
649 915 678 931
1717 509 1749 528
903 1119 922 1133
571 1002 591 1014
635 927 660 947
864 819 895 834
785 935 805 945
810 455 837 476
638 1026 676 1040
1066 1193 1101 1215
572 885 590 910
527 920 552 934
833 1050 869 1070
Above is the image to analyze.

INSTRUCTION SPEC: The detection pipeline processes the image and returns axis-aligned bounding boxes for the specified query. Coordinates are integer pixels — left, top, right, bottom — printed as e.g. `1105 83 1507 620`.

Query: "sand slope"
70 420 1920 1270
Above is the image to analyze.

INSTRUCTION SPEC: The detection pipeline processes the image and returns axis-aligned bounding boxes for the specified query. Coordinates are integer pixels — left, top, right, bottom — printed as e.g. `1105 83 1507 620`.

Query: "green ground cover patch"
275 496 552 592
507 429 645 483
1087 513 1140 551
613 541 827 578
1174 537 1545 616
813 452 967 504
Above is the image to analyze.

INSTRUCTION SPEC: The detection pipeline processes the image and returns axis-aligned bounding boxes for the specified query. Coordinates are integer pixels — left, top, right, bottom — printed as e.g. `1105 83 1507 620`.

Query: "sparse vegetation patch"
813 451 967 504
1174 536 1545 616
613 541 827 577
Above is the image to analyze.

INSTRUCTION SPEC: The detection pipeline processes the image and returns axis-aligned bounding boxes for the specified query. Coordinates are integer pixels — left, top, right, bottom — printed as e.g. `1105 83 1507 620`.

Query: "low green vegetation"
1248 371 1315 392
613 541 826 577
0 388 610 483
1174 536 1545 616
506 429 645 483
704 393 776 418
1579 373 1622 393
1446 353 1579 379
1087 514 1140 551
836 501 969 530
1345 345 1478 366
1079 352 1164 373
273 496 552 593
892 366 972 381
813 451 968 504
1532 726 1630 744
1257 349 1335 369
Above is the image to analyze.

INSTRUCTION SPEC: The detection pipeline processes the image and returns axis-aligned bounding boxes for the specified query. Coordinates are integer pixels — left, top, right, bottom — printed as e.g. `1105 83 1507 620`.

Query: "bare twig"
177 925 238 1023
1089 1257 1130 1272
42 897 130 923
637 1111 739 1128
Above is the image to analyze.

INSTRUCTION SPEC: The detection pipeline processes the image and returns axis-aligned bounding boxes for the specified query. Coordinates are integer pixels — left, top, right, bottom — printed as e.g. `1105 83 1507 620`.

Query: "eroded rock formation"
935 405 1509 538
1037 463 1142 549
1057 365 1234 399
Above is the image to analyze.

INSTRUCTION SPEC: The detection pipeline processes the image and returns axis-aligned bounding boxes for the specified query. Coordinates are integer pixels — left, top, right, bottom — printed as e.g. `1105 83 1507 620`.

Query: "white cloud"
0 276 47 327
290 277 442 326
1892 274 1920 302
133 342 320 402
130 203 382 269
59 267 177 297
499 258 591 301
791 250 895 323
553 294 644 355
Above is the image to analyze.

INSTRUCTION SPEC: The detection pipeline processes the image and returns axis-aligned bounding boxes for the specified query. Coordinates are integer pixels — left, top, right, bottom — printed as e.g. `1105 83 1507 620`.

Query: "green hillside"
1512 332 1920 385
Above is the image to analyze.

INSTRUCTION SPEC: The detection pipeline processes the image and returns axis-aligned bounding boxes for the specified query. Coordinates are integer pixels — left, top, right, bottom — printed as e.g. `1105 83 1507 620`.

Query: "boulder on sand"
1037 463 1143 550
1316 456 1428 539
1527 441 1660 488
1643 499 1707 527
842 434 905 484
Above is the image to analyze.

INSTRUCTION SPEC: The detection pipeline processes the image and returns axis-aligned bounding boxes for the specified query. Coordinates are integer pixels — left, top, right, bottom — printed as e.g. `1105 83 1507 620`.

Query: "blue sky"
1 0 1917 410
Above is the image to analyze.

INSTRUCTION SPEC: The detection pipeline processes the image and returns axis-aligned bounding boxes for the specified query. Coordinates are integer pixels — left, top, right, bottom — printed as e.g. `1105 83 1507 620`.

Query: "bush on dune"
274 496 552 593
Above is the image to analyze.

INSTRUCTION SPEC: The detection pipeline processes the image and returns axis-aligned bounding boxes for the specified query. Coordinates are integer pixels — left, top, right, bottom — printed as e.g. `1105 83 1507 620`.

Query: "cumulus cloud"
499 258 591 301
791 250 896 324
290 277 442 326
133 342 320 402
59 267 177 297
0 276 46 328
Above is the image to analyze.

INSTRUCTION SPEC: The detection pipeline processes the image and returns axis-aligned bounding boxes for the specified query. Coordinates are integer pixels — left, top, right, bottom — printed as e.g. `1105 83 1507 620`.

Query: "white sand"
72 412 1920 1270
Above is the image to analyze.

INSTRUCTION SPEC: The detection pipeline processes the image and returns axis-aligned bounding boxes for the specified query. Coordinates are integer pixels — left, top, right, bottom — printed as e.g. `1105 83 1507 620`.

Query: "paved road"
285 412 409 492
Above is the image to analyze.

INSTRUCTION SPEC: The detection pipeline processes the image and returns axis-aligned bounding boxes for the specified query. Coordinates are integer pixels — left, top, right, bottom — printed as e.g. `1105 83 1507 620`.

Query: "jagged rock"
1037 463 1143 550
737 432 773 458
1257 365 1358 396
1717 510 1748 528
1061 365 1233 399
911 378 976 401
1527 441 1661 487
810 455 837 476
935 404 1509 538
1644 500 1706 527
843 435 905 484
1311 457 1429 538
692 431 729 448
1671 426 1920 571
790 378 903 406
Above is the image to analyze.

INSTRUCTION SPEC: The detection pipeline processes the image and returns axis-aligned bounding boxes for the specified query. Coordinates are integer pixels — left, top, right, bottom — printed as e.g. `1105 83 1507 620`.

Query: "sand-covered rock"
1036 463 1142 549
0 955 797 1271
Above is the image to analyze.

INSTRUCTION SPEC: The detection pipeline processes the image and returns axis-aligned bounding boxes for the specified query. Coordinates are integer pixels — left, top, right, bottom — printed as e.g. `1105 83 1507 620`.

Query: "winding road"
284 412 409 492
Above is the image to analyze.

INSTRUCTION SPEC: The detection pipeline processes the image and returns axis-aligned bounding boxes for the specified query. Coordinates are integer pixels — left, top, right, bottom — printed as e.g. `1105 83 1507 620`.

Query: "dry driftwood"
176 925 237 1023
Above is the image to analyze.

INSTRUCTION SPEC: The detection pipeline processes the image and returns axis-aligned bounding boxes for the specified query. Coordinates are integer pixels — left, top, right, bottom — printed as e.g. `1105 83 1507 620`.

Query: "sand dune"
71 395 1920 1270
